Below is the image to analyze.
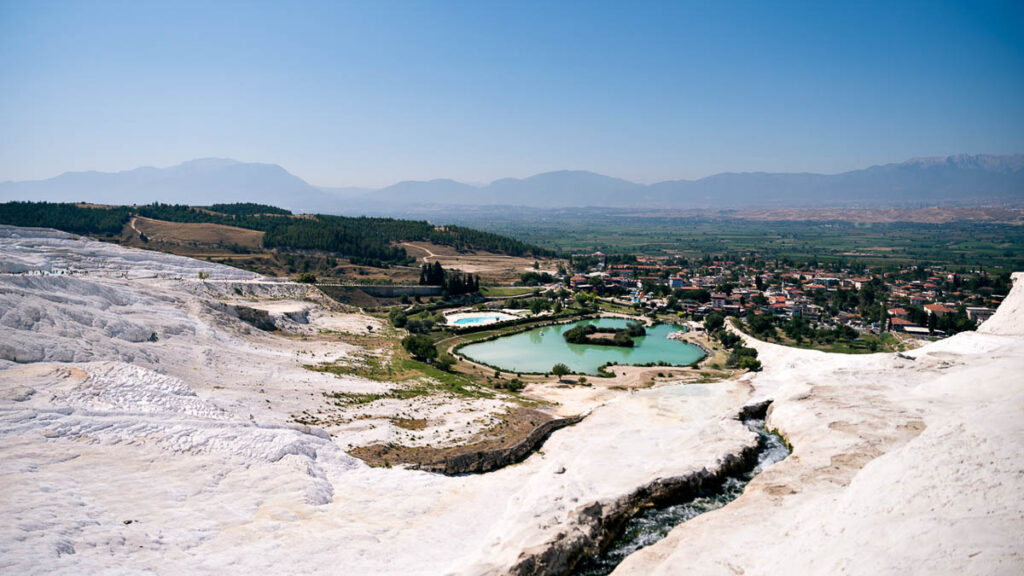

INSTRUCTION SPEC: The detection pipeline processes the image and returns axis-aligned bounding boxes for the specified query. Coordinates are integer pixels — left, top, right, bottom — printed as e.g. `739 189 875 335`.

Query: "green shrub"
738 356 763 372
388 308 408 328
435 354 455 372
726 346 761 371
401 335 437 361
705 312 726 332
497 378 525 392
552 363 570 381
716 330 742 349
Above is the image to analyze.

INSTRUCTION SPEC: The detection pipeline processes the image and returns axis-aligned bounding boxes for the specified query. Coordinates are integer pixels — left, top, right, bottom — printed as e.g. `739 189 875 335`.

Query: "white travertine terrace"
614 273 1024 575
0 227 1020 574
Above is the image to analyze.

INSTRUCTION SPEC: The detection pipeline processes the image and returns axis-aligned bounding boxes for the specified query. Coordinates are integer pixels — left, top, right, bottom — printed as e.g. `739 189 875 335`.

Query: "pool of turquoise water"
452 315 513 325
458 317 704 375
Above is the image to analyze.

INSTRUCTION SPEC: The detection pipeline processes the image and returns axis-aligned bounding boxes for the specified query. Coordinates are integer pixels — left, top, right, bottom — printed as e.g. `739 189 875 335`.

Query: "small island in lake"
563 320 647 347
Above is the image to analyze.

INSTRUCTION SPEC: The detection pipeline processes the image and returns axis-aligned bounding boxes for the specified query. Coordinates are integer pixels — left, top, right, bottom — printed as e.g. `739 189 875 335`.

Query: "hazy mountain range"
2 154 1021 214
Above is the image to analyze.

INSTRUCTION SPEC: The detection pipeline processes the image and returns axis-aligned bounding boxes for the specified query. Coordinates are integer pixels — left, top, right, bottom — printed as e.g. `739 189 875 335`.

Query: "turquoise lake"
458 317 705 375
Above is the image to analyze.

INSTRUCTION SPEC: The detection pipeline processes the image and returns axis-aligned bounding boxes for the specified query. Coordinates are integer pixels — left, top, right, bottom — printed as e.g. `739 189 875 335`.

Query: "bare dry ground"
399 241 563 283
128 216 264 249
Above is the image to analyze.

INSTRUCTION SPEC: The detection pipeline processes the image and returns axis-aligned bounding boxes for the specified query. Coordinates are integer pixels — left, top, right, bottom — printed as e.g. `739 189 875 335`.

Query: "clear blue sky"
1 0 1022 187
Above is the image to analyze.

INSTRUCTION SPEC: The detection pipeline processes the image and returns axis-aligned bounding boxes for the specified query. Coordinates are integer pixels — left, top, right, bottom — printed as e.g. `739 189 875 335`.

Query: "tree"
420 262 445 285
836 325 858 341
716 330 742 349
727 346 762 372
705 312 725 332
435 354 455 372
552 363 570 382
738 356 762 372
529 298 547 315
746 315 776 339
405 318 433 334
575 291 597 309
521 271 554 286
402 335 437 361
388 308 408 328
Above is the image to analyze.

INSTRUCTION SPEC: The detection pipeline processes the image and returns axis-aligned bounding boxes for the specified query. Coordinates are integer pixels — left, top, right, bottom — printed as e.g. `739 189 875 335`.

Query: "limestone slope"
2 226 1019 575
0 227 761 574
614 273 1024 575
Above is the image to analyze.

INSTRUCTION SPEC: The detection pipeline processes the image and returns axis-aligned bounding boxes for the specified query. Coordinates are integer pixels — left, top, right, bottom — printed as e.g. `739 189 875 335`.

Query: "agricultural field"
454 209 1024 273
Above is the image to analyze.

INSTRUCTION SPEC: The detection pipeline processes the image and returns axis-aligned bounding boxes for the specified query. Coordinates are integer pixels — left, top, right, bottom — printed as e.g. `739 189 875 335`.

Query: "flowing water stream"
572 414 791 576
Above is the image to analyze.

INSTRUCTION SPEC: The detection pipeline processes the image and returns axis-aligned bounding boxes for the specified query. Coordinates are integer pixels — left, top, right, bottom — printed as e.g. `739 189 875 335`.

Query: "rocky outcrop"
231 305 278 331
614 273 1024 575
737 398 773 421
416 414 584 475
508 404 770 576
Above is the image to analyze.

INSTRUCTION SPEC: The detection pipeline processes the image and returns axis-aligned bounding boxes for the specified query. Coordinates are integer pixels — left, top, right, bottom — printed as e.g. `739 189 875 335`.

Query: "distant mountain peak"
901 153 1024 173
1 153 1020 211
178 157 242 169
374 154 1023 209
530 169 600 177
0 158 335 212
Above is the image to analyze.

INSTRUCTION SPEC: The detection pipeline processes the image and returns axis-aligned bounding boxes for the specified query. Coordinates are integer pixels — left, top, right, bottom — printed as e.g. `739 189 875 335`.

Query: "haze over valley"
3 153 1022 214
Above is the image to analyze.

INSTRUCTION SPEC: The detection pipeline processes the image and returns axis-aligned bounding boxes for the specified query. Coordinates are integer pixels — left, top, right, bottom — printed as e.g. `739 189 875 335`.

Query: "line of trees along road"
419 262 480 296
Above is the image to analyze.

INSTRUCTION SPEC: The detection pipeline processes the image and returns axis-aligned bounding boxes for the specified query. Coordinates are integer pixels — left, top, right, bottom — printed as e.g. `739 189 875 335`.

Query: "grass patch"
307 352 395 381
397 357 495 399
322 383 435 406
392 417 428 430
307 336 496 401
775 332 903 354
481 286 538 297
695 371 730 383
597 301 641 315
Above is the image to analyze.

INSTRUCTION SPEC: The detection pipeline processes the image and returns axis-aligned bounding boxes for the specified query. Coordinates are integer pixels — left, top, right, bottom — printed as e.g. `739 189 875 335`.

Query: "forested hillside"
0 202 132 235
205 203 292 216
0 201 553 266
